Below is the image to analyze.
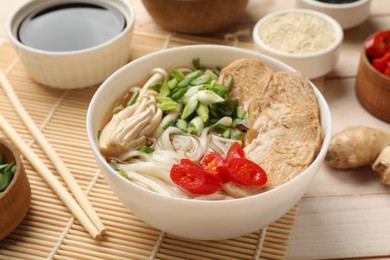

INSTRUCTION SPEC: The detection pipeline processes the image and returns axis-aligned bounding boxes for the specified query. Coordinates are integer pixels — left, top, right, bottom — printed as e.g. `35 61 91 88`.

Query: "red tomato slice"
170 161 222 195
374 31 390 57
200 152 223 170
227 158 267 186
384 66 390 77
365 31 390 58
372 52 390 73
200 152 230 183
180 158 202 169
365 36 376 58
215 159 230 183
226 142 245 160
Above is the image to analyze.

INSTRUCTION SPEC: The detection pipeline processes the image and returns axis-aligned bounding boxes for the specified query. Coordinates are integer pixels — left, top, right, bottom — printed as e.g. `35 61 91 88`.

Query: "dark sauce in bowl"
18 2 126 52
315 0 360 3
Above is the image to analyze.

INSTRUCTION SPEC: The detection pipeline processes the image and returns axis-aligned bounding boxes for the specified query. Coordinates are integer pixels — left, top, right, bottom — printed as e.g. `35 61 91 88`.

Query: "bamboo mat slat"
0 28 301 260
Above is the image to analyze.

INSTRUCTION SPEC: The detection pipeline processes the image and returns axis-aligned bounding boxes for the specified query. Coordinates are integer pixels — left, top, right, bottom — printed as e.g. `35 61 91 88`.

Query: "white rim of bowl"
6 0 135 56
252 8 344 59
86 44 332 204
298 0 370 9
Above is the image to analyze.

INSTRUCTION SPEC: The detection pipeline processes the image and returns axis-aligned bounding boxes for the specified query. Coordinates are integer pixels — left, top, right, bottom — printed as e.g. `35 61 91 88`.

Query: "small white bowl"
252 9 343 79
7 0 135 89
295 0 371 30
87 45 332 240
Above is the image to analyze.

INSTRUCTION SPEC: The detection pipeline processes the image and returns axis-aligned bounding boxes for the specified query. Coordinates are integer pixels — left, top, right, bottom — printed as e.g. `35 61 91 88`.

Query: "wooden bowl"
141 0 249 34
356 48 390 123
0 138 31 240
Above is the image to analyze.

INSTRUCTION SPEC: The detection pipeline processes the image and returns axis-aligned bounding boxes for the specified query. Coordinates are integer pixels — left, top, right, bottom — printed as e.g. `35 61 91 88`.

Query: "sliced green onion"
236 107 247 119
179 85 202 104
209 104 220 119
0 161 16 192
172 69 185 82
156 96 174 103
196 104 209 123
192 58 201 69
191 73 210 86
137 146 155 154
4 162 14 173
127 90 140 106
162 119 174 130
156 97 179 110
217 99 238 116
197 90 224 105
205 82 229 97
210 123 227 133
147 82 162 91
176 119 188 132
188 116 204 136
0 169 14 192
119 169 129 179
159 81 170 97
217 116 233 127
159 101 178 111
232 129 243 140
191 70 218 86
10 163 16 173
181 95 198 120
147 60 244 140
170 87 188 101
109 163 119 171
178 70 203 88
167 78 178 89
222 128 231 139
224 74 234 88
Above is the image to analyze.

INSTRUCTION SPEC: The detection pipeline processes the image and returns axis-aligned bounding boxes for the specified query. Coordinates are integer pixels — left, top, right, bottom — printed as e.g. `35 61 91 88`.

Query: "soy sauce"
18 2 126 52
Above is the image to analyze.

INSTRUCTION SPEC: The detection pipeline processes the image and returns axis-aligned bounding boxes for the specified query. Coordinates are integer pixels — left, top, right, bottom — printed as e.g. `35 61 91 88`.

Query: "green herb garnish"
0 155 16 193
137 146 155 154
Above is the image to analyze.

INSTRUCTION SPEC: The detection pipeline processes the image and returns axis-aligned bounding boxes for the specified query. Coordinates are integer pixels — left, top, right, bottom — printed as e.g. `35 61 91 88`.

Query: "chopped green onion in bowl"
147 59 249 140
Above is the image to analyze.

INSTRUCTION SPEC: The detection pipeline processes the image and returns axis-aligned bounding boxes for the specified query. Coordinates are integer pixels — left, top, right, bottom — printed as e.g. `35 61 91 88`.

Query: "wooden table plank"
288 195 390 260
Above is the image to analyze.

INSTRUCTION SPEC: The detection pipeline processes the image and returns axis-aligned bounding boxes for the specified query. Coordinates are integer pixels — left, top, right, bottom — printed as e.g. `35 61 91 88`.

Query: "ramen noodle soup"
98 58 323 200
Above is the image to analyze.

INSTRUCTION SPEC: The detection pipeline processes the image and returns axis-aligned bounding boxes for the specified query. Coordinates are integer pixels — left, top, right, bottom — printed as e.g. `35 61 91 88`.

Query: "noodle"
125 170 171 196
100 63 245 200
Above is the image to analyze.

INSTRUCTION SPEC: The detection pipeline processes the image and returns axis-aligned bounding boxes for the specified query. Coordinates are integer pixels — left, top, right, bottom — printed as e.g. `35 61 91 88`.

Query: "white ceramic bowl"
87 45 332 240
252 9 343 79
295 0 371 30
7 0 135 89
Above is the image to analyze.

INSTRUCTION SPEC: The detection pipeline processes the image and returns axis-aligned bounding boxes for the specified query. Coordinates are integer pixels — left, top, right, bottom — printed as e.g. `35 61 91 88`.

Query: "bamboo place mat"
0 28 303 260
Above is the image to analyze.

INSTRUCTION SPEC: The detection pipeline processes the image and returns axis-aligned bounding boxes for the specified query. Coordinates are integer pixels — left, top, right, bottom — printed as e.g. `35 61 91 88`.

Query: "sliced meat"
219 60 323 198
218 58 272 111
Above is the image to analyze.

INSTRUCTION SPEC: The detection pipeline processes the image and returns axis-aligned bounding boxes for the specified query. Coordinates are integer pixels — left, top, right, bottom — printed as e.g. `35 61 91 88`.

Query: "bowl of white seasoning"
252 9 343 79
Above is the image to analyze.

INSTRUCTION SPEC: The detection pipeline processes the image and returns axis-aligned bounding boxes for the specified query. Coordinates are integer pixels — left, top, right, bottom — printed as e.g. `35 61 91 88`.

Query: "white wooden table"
1 0 390 259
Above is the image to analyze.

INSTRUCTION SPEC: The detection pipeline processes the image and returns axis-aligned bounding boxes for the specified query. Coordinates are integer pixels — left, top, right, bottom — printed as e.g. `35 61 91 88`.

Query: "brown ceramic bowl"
141 0 249 34
0 139 31 240
356 39 390 123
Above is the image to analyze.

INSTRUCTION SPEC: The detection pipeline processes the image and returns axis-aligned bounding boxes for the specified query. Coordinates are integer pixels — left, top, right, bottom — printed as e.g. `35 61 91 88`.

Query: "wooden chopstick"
0 70 106 239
